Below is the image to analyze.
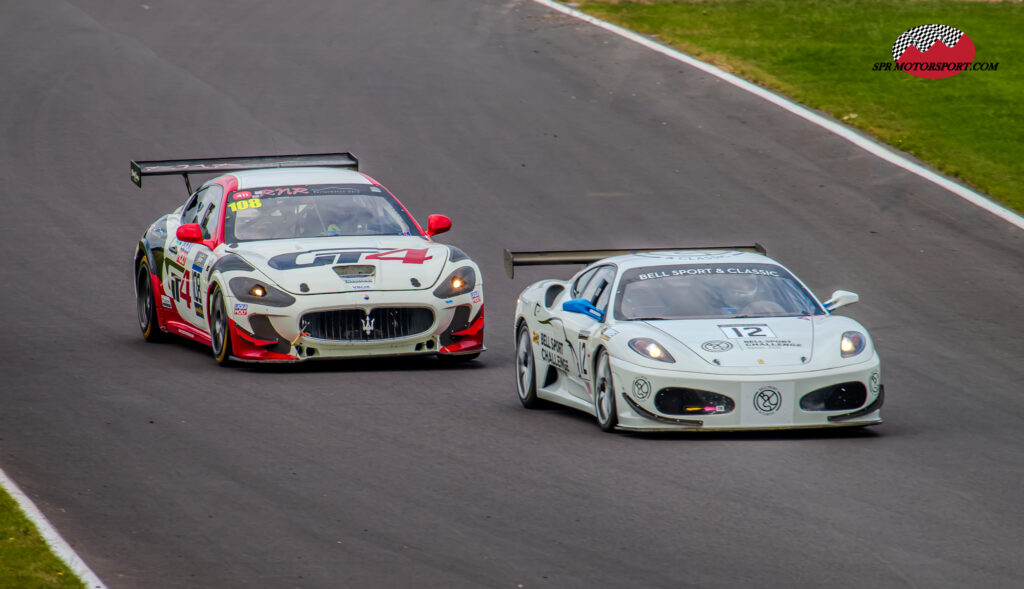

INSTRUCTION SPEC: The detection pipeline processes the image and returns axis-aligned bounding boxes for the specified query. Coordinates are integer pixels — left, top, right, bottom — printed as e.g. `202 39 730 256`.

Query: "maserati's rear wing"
503 244 766 279
130 152 359 193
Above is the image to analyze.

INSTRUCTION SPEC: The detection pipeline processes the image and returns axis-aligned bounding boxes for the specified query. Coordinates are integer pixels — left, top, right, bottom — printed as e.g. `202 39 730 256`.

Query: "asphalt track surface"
1 1 1022 587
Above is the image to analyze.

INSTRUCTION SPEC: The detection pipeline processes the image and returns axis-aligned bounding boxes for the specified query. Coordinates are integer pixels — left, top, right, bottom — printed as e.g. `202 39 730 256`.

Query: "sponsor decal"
741 339 802 349
638 266 781 281
869 372 881 394
344 278 374 284
600 327 618 341
632 377 652 401
753 386 782 415
161 295 173 309
444 299 454 304
701 340 733 353
232 190 253 200
192 250 208 271
351 285 371 290
873 25 997 79
175 242 193 265
537 331 570 372
471 290 481 303
233 303 248 316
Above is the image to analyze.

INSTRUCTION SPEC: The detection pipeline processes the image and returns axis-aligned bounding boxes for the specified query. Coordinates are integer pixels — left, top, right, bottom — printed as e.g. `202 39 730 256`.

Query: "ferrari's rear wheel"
515 323 542 408
136 259 165 342
209 284 232 366
594 350 619 432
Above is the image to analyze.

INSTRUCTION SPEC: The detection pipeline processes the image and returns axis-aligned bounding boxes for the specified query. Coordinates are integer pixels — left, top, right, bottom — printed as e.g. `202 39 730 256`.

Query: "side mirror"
176 223 204 244
426 214 452 237
562 298 605 321
823 290 859 313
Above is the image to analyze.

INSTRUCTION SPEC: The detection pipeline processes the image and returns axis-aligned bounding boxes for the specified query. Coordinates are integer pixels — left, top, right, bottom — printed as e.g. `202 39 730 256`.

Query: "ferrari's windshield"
614 263 825 320
223 184 417 242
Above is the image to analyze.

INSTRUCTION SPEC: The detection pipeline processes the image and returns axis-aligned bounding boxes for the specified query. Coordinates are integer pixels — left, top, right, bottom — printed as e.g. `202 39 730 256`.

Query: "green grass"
577 0 1024 212
0 486 86 588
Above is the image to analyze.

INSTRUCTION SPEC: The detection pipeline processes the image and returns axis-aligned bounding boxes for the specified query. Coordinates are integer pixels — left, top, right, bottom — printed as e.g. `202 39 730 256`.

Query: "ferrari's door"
559 265 616 401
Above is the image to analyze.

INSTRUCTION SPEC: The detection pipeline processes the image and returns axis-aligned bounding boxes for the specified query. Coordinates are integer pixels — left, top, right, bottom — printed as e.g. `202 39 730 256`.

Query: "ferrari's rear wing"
130 152 359 193
503 244 766 279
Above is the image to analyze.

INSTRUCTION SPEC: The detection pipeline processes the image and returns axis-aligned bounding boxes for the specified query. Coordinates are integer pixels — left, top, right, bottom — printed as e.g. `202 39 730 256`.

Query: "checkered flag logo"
892 24 964 61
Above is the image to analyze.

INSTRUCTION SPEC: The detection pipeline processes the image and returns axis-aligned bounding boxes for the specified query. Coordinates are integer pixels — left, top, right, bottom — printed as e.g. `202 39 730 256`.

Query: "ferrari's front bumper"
608 355 882 432
225 287 484 362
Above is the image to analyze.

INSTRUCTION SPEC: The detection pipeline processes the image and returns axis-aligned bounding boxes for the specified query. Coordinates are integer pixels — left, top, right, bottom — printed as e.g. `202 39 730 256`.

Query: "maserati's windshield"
614 263 825 320
223 184 417 242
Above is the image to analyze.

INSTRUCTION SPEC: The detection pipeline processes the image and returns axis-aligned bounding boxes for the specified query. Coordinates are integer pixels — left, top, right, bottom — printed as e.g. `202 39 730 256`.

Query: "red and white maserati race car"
131 153 484 365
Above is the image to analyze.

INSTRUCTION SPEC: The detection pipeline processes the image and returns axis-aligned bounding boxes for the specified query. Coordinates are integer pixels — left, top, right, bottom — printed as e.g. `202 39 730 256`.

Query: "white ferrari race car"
132 153 484 365
507 246 882 432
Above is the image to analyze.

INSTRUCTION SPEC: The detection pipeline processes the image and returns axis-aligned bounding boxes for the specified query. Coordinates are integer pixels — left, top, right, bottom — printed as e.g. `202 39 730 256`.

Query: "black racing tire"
594 350 619 432
515 322 543 409
209 284 233 366
136 259 166 342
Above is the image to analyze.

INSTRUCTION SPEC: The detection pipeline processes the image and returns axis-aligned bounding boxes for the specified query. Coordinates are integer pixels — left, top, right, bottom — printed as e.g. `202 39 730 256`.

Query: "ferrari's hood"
228 236 450 294
645 317 816 367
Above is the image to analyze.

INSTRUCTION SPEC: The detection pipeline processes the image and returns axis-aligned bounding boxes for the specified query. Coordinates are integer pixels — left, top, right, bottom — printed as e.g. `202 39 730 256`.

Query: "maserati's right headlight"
229 276 295 307
433 266 476 298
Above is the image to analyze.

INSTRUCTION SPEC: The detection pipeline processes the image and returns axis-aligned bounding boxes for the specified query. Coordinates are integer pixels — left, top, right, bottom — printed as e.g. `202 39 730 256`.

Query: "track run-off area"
1 1 1022 587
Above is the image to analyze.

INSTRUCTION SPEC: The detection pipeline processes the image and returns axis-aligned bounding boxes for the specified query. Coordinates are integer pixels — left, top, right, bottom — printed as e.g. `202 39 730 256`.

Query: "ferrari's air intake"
654 388 736 415
800 382 867 411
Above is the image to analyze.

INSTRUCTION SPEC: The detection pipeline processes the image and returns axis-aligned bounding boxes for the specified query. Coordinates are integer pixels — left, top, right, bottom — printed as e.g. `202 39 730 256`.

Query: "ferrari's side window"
572 267 599 298
594 270 617 311
581 267 616 306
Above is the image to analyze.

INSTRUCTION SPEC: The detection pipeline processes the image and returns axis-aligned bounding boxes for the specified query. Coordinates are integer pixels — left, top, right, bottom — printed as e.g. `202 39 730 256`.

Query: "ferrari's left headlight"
229 276 296 307
433 266 476 298
840 331 866 358
628 338 675 363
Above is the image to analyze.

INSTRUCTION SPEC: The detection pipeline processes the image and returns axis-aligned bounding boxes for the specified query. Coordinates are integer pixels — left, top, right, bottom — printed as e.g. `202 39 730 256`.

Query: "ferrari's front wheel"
594 350 619 432
515 323 542 408
136 259 165 342
209 284 233 366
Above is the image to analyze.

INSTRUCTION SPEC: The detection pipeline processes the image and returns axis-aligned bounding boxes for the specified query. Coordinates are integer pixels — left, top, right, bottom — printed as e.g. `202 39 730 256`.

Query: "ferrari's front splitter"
608 356 883 432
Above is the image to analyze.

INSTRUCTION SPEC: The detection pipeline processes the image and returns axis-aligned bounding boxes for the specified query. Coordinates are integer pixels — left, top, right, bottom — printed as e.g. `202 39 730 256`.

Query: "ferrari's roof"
229 167 370 189
604 249 776 270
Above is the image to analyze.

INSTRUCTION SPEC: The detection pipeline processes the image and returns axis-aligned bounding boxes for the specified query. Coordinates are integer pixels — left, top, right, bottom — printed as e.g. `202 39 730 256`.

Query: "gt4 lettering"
364 248 433 264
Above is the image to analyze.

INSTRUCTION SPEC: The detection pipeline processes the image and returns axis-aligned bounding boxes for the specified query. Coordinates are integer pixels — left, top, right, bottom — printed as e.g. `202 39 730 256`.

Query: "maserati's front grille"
301 307 434 341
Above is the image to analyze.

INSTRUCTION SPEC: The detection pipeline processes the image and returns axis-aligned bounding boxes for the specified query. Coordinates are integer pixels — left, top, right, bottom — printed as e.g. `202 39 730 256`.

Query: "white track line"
532 0 1024 231
0 468 107 589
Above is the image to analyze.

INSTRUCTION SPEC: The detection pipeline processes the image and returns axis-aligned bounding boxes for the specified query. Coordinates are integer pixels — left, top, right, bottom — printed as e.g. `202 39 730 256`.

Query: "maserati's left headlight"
840 331 866 358
229 276 296 307
433 266 476 298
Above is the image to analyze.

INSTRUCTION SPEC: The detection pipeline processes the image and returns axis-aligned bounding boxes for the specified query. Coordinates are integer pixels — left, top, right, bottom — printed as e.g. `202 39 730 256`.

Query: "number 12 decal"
719 324 776 338
364 248 433 264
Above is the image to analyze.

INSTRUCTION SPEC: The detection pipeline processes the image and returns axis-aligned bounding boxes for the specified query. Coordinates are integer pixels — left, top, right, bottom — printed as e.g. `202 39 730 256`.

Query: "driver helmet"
712 273 759 308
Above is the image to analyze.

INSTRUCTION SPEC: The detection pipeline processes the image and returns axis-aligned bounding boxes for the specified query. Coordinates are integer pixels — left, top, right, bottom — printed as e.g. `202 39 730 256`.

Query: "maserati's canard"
132 154 484 365
507 246 882 432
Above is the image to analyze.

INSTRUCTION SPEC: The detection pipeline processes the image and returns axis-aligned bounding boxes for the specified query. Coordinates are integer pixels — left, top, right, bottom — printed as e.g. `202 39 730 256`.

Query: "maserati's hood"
646 317 816 367
227 236 450 294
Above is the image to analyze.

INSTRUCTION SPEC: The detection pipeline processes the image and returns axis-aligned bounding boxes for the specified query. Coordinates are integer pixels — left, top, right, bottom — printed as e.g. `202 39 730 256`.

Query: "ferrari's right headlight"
628 338 675 363
840 331 866 358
